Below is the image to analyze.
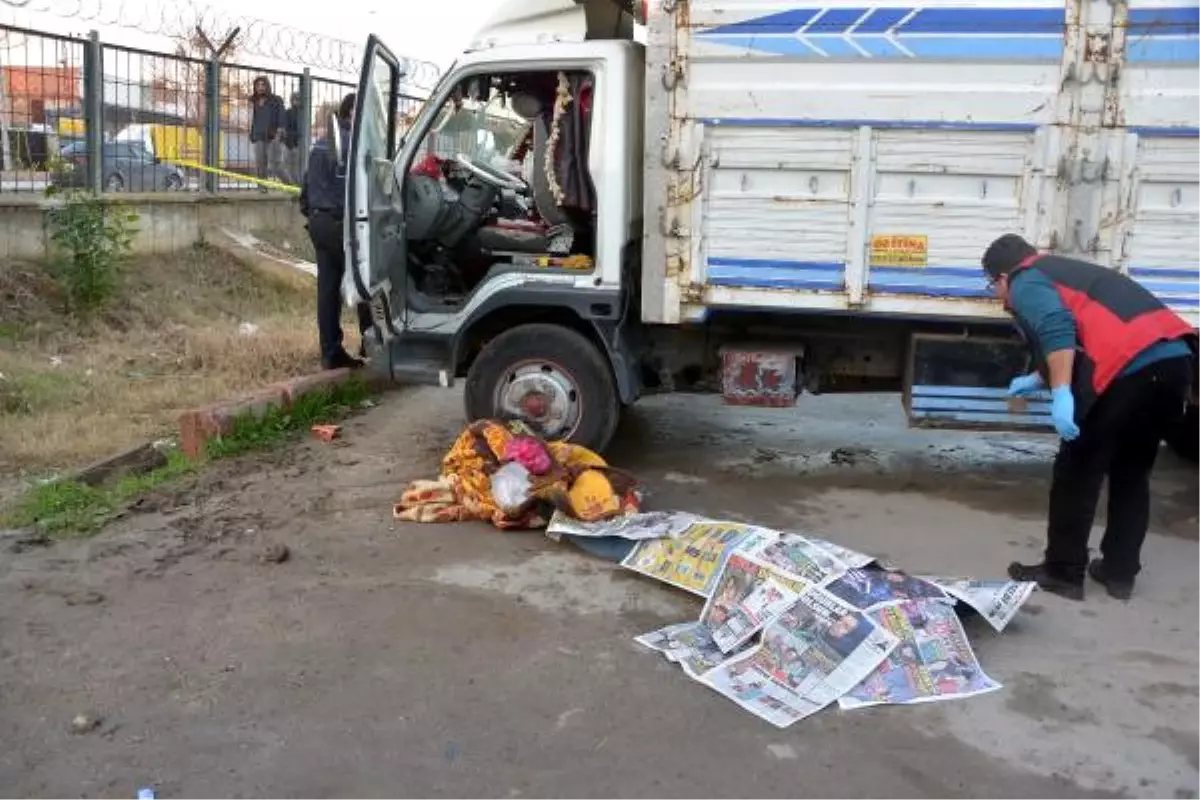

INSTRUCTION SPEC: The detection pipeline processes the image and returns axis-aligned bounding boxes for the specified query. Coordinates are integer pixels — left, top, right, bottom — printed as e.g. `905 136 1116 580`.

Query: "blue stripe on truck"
697 5 1198 62
708 257 845 291
706 259 1200 306
699 117 1039 132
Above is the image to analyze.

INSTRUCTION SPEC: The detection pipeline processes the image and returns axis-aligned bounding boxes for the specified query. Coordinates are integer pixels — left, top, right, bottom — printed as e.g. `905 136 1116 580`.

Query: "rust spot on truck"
1084 31 1111 62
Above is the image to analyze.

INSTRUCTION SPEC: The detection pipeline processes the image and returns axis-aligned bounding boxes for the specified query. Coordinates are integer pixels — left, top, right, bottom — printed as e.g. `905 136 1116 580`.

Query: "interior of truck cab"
401 69 598 310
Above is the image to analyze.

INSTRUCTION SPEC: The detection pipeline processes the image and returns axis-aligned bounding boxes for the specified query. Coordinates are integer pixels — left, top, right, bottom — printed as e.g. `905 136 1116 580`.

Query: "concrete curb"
71 442 169 487
205 226 316 293
179 368 352 458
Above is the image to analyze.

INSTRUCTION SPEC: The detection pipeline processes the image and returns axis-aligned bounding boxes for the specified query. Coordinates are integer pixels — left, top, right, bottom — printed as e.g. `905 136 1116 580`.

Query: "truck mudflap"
903 333 1053 433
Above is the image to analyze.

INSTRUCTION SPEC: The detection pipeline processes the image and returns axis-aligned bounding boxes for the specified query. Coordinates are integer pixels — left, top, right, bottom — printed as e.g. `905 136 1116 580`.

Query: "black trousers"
307 211 373 365
1045 356 1192 581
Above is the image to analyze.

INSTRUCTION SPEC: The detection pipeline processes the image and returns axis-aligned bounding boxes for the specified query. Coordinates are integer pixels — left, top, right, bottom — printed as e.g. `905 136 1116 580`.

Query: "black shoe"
1008 561 1084 601
1088 559 1134 601
322 351 364 371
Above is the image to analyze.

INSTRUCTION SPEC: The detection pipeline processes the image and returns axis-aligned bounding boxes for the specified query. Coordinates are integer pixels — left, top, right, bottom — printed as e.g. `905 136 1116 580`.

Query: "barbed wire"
0 0 443 87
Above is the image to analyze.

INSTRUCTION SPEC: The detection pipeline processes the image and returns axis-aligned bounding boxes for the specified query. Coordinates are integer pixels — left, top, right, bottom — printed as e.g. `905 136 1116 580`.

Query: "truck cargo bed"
641 0 1199 328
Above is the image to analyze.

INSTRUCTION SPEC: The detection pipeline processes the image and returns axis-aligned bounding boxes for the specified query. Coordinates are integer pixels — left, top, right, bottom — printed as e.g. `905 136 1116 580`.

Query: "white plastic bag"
491 461 533 515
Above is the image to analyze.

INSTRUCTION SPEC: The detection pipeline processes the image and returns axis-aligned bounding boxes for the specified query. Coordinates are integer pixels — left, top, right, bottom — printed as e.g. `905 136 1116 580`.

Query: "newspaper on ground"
546 510 702 541
744 533 851 586
553 510 1032 727
698 585 898 727
924 577 1037 632
634 620 752 677
838 599 1001 709
825 567 949 610
699 553 807 652
621 518 778 597
805 536 876 569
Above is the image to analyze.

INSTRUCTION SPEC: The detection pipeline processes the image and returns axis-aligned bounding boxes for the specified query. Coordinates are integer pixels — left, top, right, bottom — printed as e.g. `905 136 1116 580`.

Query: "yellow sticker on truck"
870 235 928 268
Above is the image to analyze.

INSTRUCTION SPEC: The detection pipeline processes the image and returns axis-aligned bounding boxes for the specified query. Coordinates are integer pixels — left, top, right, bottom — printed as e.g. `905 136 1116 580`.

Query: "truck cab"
343 0 644 447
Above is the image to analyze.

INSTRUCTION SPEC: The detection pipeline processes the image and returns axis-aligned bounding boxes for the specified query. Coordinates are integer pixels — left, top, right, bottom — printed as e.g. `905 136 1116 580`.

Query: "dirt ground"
1 388 1196 798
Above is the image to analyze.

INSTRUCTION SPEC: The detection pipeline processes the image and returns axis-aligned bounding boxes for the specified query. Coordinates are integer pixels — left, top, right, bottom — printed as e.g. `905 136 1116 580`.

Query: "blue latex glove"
1050 386 1080 441
1008 372 1044 397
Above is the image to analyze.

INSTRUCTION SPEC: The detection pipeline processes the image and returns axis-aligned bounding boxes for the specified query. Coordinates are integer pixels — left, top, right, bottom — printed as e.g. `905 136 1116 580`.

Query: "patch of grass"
0 241 344 474
206 378 370 459
5 450 197 537
2 377 370 537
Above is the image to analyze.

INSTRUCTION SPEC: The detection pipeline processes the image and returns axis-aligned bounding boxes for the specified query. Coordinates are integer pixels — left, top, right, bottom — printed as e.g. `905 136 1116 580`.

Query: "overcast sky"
0 0 503 76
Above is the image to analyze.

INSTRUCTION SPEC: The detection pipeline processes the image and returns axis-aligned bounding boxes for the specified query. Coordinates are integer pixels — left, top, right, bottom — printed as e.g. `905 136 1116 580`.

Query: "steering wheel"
454 153 527 192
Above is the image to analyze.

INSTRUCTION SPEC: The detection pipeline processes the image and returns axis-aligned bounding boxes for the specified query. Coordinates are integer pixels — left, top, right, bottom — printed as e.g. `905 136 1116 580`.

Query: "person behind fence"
249 76 288 185
299 92 374 370
284 92 302 185
983 233 1194 602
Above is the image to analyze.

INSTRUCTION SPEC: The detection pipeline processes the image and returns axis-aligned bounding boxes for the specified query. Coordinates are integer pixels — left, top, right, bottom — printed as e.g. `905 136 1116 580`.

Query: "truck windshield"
420 92 526 168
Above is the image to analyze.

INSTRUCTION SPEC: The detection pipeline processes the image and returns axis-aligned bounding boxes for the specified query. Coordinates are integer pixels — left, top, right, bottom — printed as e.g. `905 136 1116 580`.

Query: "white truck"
338 0 1199 455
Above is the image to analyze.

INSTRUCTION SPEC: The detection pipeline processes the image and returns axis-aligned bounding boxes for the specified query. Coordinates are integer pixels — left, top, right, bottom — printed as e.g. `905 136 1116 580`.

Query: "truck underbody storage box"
904 334 1053 432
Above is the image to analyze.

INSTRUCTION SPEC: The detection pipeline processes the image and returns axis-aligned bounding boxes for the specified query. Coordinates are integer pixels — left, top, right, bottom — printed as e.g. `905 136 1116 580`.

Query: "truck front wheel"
464 323 620 452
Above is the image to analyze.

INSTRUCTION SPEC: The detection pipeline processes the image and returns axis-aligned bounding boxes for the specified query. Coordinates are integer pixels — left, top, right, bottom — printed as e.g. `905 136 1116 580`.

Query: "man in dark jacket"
284 92 302 185
249 76 288 184
299 92 373 370
984 234 1194 601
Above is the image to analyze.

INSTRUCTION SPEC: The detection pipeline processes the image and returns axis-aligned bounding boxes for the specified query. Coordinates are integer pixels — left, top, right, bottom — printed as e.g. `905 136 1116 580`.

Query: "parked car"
53 141 185 192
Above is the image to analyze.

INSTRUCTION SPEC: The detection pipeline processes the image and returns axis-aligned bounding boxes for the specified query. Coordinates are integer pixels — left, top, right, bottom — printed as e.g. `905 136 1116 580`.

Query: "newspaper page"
746 533 851 586
924 577 1037 632
621 518 778 597
839 600 1001 709
546 510 702 541
698 585 898 727
634 621 751 677
825 567 949 610
806 536 876 569
699 553 807 652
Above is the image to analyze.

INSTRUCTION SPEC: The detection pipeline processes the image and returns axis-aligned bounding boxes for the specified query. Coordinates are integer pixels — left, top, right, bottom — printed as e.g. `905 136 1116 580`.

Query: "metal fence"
0 23 426 195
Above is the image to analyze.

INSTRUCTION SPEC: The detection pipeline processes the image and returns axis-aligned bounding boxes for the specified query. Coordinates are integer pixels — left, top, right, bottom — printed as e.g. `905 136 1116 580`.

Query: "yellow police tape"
173 159 301 194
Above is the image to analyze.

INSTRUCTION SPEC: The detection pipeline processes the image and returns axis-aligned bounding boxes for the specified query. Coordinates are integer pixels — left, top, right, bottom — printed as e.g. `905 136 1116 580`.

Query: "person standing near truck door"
983 234 1194 601
299 92 374 370
249 76 288 186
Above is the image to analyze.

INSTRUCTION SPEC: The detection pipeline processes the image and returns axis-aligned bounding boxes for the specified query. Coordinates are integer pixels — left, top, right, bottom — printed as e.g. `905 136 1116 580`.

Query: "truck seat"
477 217 549 254
477 91 570 254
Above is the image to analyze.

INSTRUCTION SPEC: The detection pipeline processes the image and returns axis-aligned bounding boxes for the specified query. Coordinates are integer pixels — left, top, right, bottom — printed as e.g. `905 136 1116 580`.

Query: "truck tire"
1165 401 1198 462
464 323 620 452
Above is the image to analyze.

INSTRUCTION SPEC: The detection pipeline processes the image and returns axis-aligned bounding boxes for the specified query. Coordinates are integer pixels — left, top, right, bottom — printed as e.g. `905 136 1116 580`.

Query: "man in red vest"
983 234 1194 601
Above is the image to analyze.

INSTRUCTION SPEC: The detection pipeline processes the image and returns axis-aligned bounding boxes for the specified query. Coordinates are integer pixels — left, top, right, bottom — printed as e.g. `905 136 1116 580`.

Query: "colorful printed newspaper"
804 536 876 569
825 567 949 610
839 600 1001 709
744 533 851 586
568 511 1036 727
699 552 807 652
924 577 1037 632
620 518 777 597
546 510 703 541
698 585 898 727
635 621 752 678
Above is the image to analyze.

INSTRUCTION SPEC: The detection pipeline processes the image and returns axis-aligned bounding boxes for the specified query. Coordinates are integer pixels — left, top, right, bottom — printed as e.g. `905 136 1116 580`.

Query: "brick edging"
179 368 351 458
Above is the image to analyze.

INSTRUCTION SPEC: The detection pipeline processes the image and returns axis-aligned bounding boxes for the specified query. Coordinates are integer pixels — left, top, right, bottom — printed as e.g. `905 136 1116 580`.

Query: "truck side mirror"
327 112 345 167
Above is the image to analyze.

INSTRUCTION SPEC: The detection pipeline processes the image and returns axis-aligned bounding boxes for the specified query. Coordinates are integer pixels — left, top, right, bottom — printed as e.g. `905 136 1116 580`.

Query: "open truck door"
345 35 405 341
